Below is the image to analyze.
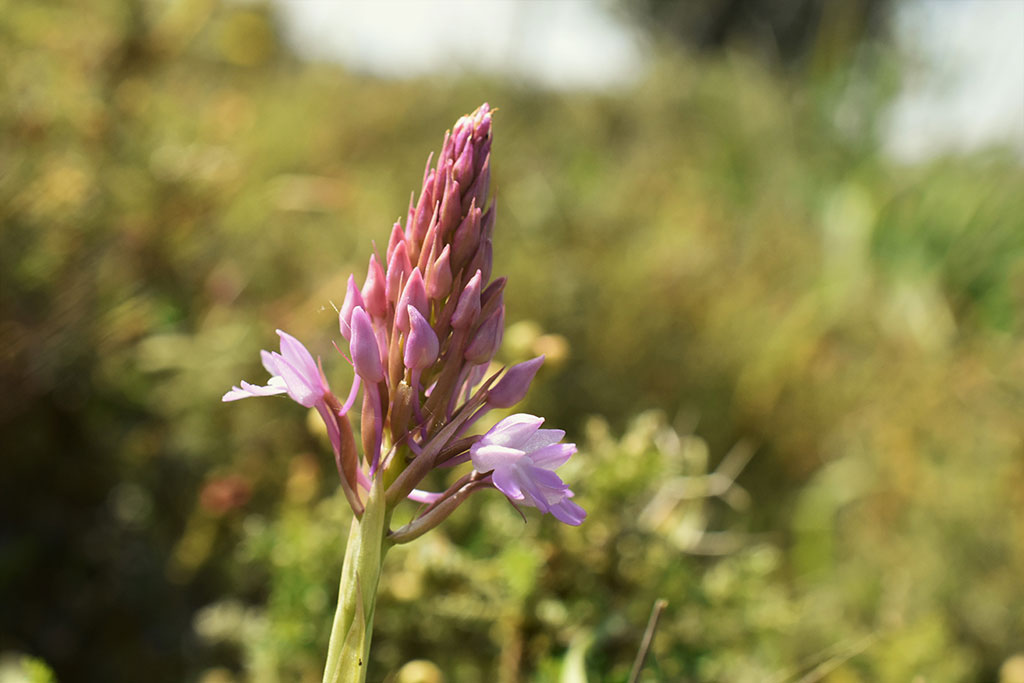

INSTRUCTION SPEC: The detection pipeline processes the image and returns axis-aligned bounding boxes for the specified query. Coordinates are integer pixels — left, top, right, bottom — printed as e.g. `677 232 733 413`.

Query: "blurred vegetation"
2 1 1023 682
621 0 890 69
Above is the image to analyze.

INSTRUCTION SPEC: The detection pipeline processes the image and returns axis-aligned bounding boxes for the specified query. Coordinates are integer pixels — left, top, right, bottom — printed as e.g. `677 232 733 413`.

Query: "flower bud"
453 134 475 188
467 238 493 283
451 270 482 330
474 136 492 174
466 152 490 210
386 240 412 303
488 355 544 408
464 305 504 364
451 201 481 268
349 306 384 384
409 172 435 245
426 244 452 300
438 130 454 168
432 159 452 207
417 203 441 272
395 267 428 333
480 276 506 320
453 122 472 160
472 103 491 135
438 175 461 240
339 275 364 340
386 221 406 262
481 201 496 240
404 306 439 371
361 254 387 318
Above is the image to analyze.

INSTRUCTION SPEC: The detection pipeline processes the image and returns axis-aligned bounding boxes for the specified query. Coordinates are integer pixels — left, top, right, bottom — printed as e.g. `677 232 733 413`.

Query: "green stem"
322 476 390 683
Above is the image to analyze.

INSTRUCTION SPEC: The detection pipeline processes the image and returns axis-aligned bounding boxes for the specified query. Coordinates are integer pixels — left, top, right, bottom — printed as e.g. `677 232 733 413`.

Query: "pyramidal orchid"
223 104 583 682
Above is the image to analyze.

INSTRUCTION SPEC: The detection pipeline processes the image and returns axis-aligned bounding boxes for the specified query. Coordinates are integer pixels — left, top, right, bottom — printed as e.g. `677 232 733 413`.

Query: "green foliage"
2 1 1023 681
0 655 58 683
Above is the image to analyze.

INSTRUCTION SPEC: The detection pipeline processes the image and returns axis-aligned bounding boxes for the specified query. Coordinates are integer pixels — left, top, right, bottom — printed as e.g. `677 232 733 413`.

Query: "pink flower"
224 330 351 483
470 414 585 525
223 329 328 408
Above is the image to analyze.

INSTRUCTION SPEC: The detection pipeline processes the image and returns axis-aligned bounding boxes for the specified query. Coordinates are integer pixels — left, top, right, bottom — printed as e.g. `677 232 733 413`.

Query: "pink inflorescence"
224 104 584 533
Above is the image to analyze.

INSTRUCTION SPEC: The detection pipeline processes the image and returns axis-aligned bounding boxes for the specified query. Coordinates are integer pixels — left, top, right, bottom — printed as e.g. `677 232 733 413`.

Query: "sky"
272 0 1024 161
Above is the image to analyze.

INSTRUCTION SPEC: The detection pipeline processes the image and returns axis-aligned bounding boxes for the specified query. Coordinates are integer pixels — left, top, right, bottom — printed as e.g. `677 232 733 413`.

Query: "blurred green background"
2 1 1023 681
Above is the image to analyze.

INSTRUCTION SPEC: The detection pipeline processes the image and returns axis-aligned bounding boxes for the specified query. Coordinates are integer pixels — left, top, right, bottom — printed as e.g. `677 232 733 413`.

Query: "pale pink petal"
222 379 288 402
407 489 444 504
277 330 323 389
515 471 552 513
261 350 282 377
471 444 523 472
272 354 320 407
551 498 586 526
521 464 570 502
522 428 566 452
482 413 542 448
527 443 576 470
492 466 525 501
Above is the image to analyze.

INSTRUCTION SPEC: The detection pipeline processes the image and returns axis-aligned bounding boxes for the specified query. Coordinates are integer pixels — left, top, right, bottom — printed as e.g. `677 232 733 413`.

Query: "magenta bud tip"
488 355 545 408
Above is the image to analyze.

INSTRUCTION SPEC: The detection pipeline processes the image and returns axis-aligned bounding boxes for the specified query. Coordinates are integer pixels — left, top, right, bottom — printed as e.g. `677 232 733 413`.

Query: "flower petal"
521 464 570 502
550 498 586 526
492 466 525 501
515 469 556 513
222 380 288 402
522 428 565 451
471 444 523 472
482 413 543 449
526 443 576 470
277 329 320 383
272 354 320 407
261 350 282 377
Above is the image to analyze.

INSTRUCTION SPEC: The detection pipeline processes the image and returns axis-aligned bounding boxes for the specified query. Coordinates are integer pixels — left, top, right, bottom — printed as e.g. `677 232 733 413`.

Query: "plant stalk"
322 476 390 683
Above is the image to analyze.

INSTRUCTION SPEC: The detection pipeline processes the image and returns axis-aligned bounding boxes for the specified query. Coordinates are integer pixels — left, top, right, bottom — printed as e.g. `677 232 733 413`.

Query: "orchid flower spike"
224 104 585 533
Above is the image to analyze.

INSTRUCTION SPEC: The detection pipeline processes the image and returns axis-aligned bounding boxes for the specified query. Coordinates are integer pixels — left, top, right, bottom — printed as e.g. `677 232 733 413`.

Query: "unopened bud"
452 123 472 160
451 270 482 330
349 307 384 384
417 203 442 272
426 244 452 300
386 240 412 303
468 238 493 283
466 152 490 210
432 159 452 207
481 201 496 241
409 172 435 245
452 201 481 268
464 305 504 364
453 135 475 188
395 267 428 333
404 306 439 371
438 175 461 240
488 355 544 408
361 254 387 318
480 276 506 321
339 274 364 340
386 221 406 262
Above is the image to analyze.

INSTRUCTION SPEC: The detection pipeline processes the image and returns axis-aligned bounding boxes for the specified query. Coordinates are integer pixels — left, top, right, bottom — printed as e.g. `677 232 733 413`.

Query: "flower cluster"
224 104 584 536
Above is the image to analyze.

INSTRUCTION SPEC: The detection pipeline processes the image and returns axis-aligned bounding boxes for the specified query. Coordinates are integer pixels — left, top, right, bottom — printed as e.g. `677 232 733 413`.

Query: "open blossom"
223 329 328 407
471 414 586 525
224 104 584 537
223 330 350 490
